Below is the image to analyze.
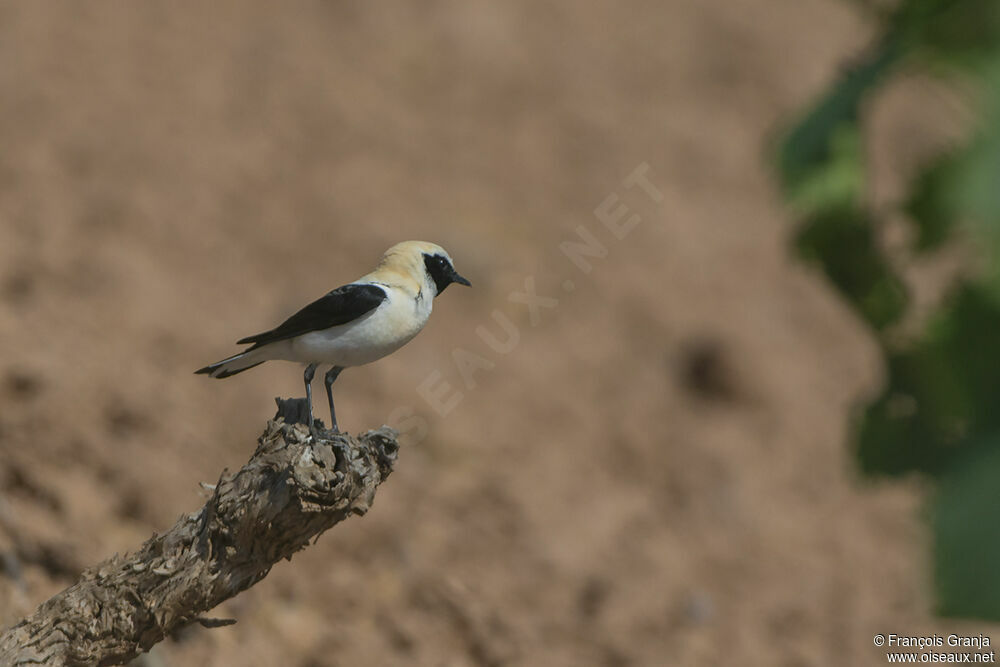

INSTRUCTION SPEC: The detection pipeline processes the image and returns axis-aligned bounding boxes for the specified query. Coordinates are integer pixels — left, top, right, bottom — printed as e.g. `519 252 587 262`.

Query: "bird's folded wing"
237 283 388 349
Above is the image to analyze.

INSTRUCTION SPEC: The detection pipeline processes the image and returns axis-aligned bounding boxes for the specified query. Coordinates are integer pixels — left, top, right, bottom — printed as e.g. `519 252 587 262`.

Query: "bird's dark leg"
324 366 344 433
303 363 318 435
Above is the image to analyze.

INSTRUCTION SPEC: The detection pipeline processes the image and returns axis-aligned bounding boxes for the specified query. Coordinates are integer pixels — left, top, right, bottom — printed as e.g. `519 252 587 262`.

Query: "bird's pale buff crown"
365 240 457 295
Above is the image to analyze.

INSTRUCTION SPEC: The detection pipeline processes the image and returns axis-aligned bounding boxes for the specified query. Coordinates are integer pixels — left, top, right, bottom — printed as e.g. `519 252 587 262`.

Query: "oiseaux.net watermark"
387 162 663 442
875 633 995 663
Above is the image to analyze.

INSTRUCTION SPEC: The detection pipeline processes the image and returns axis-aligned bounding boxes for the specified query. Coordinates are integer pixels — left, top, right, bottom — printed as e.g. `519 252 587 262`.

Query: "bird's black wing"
237 283 387 349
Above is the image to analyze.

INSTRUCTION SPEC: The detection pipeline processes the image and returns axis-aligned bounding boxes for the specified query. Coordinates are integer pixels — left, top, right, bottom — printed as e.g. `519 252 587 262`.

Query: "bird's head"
378 241 471 296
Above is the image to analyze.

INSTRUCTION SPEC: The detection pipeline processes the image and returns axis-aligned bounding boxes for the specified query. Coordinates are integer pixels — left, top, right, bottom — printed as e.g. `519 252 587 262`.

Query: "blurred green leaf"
902 67 1000 258
896 0 1000 71
858 285 1000 476
904 154 960 252
932 65 1000 300
786 125 866 215
934 441 1000 620
795 209 908 329
956 130 1000 233
776 37 901 214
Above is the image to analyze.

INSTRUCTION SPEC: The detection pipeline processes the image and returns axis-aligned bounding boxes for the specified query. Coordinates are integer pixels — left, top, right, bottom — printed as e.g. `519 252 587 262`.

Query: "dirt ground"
0 2 992 665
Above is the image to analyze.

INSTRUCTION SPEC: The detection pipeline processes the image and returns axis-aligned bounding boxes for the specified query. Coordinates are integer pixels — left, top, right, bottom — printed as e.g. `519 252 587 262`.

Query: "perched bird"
196 240 470 434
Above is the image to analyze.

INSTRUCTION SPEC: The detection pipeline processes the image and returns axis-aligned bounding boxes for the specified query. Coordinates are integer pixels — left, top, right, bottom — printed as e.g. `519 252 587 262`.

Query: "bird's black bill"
452 271 471 287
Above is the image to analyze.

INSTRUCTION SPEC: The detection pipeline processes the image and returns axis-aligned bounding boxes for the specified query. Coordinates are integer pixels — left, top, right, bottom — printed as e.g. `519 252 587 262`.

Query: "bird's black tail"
194 350 266 379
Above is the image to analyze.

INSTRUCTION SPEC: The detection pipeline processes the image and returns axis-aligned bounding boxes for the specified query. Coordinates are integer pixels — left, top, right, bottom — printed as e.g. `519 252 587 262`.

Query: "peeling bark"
0 399 399 666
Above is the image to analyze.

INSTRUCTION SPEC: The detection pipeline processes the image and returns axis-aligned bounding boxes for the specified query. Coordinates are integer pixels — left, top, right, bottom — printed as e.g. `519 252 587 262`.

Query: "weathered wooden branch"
0 399 399 666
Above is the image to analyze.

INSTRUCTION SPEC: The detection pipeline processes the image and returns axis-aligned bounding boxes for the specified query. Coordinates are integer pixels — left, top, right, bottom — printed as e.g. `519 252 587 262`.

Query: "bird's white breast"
284 283 433 367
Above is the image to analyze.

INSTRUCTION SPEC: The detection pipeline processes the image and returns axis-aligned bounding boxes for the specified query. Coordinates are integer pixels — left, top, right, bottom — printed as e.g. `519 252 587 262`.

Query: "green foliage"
775 0 1000 621
898 0 1000 68
934 443 1000 621
857 286 1000 477
795 209 908 329
777 41 898 215
904 154 960 252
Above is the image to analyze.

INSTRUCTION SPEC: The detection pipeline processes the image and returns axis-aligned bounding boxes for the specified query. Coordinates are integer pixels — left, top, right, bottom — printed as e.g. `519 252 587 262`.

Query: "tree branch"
0 399 399 666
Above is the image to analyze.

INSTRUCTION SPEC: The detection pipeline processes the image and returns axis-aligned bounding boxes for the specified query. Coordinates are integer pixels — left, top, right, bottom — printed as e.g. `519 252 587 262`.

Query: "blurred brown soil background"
0 2 990 666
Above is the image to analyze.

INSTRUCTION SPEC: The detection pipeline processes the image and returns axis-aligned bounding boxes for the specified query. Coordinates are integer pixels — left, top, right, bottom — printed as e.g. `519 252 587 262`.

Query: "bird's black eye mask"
423 253 471 295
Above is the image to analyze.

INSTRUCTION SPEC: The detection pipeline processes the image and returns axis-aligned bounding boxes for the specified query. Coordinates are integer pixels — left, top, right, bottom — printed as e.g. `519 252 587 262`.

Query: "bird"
196 240 470 435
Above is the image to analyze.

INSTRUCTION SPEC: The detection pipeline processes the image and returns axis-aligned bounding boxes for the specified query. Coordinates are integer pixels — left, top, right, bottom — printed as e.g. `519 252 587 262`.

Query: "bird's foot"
309 417 339 440
309 425 341 440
